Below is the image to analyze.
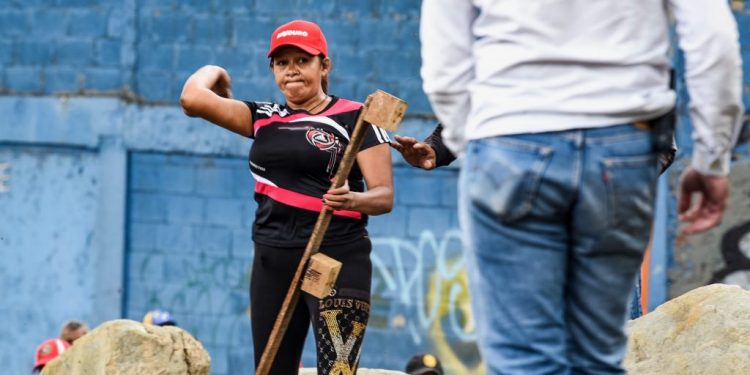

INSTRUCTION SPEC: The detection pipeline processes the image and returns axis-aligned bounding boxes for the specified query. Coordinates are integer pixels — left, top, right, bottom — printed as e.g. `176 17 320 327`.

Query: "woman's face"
271 46 329 106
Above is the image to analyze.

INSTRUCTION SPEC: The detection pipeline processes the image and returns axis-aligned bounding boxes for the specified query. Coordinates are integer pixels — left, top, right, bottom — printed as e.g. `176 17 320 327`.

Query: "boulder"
43 319 210 375
625 284 750 375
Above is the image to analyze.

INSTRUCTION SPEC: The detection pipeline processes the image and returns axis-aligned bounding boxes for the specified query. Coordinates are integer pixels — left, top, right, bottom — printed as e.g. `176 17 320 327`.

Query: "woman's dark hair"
321 56 329 94
270 54 329 94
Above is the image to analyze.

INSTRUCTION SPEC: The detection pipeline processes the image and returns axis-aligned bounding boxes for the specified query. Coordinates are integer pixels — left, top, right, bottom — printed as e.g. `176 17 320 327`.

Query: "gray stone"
42 319 210 375
625 284 750 375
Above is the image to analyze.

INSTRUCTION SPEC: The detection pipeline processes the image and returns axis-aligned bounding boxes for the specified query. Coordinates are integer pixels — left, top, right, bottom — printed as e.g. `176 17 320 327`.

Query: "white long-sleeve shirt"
420 0 743 175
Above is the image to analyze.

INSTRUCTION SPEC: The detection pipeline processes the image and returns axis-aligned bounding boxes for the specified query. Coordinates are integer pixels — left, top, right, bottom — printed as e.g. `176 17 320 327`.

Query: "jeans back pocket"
602 154 658 231
466 137 553 223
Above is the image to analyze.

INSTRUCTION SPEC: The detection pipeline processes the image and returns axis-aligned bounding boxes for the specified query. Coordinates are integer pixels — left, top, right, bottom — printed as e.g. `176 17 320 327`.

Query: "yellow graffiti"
427 258 486 375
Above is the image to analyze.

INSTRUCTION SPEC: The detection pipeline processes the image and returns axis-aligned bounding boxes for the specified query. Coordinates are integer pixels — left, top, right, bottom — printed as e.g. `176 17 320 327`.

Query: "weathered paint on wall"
0 146 99 372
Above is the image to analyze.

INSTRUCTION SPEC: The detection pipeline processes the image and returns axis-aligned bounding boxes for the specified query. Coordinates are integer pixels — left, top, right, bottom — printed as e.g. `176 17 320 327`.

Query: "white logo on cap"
277 30 308 39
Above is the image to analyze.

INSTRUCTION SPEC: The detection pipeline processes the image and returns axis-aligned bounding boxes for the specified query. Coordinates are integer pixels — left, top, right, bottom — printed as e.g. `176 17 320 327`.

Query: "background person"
59 320 88 345
32 338 70 373
404 353 443 375
142 309 177 327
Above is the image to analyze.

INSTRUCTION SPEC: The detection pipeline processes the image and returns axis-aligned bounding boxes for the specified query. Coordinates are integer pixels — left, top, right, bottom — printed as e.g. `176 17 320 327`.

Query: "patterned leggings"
251 237 372 375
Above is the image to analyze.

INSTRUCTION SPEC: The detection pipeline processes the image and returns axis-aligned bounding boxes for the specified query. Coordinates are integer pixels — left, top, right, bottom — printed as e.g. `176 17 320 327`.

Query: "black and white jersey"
244 96 390 247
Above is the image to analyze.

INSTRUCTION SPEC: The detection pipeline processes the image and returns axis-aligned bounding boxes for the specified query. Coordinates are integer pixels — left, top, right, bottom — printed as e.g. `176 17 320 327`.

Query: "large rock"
625 284 750 375
43 319 210 375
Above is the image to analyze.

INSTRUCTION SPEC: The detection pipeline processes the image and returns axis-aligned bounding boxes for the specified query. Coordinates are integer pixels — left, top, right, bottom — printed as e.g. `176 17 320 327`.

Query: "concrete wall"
1 1 749 374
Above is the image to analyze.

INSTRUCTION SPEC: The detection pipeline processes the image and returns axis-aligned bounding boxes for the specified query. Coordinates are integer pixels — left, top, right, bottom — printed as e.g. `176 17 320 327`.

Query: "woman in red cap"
181 19 393 374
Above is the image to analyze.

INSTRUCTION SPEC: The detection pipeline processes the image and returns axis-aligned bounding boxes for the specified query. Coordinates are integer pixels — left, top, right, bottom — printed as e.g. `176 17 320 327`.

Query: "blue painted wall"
1 1 749 375
0 0 429 112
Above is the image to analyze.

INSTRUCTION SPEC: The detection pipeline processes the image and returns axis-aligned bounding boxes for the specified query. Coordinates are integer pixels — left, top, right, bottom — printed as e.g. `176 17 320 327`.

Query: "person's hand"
678 167 730 235
193 65 232 98
209 67 233 99
390 135 437 170
322 181 357 211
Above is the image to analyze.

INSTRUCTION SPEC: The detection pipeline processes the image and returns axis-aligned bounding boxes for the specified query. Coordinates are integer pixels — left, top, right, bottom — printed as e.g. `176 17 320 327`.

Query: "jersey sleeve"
360 123 391 151
242 101 259 139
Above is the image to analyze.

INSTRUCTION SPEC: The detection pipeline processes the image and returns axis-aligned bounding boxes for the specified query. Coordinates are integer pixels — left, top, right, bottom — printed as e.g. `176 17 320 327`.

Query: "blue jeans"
459 124 658 375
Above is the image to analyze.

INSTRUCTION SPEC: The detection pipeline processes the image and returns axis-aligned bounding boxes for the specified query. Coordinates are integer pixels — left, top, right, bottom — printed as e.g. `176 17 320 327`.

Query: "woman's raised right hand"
193 65 233 99
207 66 233 99
180 65 252 137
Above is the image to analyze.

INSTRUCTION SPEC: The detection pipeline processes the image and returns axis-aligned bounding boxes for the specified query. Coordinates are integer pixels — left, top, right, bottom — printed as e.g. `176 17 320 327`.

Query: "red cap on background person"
267 20 328 58
33 338 70 372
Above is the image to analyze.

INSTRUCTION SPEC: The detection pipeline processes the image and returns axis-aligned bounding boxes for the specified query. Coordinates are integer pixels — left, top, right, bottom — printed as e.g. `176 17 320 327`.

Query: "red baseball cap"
267 20 328 58
33 338 70 371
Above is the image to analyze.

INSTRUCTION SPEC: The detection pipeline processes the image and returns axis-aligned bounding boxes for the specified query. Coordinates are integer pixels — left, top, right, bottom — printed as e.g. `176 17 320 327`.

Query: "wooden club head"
362 90 408 132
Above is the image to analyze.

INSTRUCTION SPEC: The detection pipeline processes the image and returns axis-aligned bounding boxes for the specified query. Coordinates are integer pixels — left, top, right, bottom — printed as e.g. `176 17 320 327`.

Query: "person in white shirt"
419 1 743 374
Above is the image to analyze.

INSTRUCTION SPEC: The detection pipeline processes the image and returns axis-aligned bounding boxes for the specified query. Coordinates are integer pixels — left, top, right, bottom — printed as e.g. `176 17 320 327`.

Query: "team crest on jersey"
305 128 344 174
256 102 289 117
306 129 339 151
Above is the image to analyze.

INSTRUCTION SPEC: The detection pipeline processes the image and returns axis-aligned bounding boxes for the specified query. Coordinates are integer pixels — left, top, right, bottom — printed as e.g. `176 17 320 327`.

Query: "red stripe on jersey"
255 181 363 220
253 98 363 136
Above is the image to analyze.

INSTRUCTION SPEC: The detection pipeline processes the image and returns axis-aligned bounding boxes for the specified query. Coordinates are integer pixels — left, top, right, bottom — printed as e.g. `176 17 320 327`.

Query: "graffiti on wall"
370 229 484 374
710 221 750 286
739 115 750 146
